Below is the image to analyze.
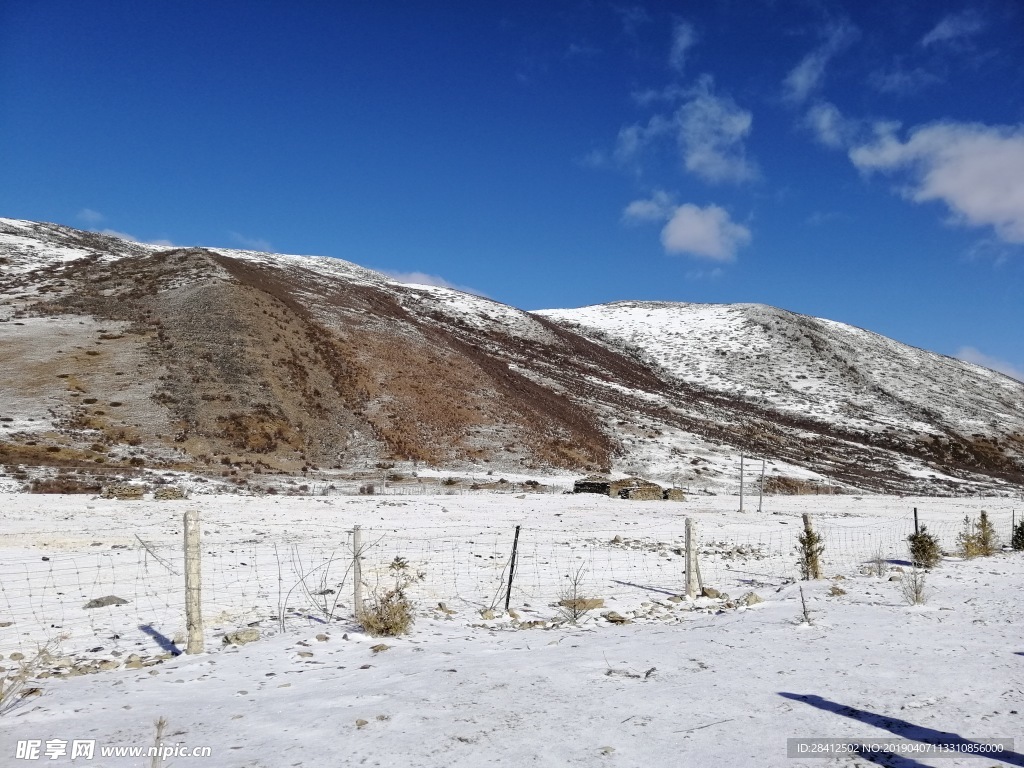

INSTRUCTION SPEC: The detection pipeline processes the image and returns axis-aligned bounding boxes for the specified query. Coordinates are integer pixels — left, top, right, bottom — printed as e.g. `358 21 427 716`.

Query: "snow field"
0 491 1021 766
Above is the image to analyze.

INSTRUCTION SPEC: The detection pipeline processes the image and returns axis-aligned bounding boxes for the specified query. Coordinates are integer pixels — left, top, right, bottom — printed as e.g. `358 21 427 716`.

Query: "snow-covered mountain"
2 218 1022 494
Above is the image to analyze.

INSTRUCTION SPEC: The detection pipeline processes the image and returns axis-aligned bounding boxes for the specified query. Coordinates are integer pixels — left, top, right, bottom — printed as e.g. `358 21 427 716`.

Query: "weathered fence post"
685 518 699 598
184 508 203 654
758 458 765 513
914 507 919 536
352 525 364 619
801 513 822 580
504 525 521 612
739 456 745 512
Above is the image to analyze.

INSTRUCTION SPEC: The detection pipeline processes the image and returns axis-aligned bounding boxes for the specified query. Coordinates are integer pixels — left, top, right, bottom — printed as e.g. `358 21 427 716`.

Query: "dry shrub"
957 512 998 559
29 475 101 494
358 557 423 637
899 567 928 605
1 637 63 716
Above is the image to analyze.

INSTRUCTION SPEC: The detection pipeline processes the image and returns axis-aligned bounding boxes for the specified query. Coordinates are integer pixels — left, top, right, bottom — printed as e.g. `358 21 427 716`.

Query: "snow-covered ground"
2 491 1022 766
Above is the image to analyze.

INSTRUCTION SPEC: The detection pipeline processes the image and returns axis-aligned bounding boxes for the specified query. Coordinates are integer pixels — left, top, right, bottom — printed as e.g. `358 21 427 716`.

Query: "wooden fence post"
352 525 364 619
184 508 203 654
685 518 699 598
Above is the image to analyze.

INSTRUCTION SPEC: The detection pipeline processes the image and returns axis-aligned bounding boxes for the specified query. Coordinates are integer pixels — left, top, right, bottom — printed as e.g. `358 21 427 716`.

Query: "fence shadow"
610 579 679 597
139 624 181 656
779 692 1023 767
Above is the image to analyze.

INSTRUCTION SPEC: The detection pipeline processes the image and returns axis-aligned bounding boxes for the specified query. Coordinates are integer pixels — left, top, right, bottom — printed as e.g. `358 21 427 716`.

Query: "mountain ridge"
1 217 1022 495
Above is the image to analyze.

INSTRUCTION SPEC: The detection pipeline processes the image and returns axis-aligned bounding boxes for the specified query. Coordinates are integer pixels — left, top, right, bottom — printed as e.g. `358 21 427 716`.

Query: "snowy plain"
1 491 1022 766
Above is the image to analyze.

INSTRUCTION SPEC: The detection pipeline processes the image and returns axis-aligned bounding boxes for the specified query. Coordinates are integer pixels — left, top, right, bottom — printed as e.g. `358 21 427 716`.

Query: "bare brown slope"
6 246 618 472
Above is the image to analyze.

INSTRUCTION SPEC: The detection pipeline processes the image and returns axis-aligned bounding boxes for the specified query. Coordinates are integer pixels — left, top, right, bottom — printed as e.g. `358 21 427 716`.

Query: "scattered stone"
701 587 721 599
479 609 497 620
356 719 369 728
742 592 763 606
889 575 902 582
829 585 847 596
315 633 329 642
153 486 187 500
668 595 684 603
100 483 147 500
0 621 12 628
558 597 604 612
518 620 547 629
9 652 25 662
601 611 630 625
436 602 456 615
296 651 314 658
222 628 260 646
83 595 129 609
370 644 391 654
97 660 120 671
599 746 616 756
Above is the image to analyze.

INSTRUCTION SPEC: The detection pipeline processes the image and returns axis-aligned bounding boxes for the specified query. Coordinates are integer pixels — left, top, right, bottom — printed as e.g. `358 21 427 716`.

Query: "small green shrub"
1012 519 1024 551
908 526 941 569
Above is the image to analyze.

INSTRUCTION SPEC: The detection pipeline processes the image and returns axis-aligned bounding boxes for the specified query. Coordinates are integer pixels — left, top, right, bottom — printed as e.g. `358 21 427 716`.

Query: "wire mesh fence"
0 503 1018 662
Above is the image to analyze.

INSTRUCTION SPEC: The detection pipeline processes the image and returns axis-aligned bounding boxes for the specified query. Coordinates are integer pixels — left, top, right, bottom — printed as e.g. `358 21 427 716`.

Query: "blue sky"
2 1 1023 379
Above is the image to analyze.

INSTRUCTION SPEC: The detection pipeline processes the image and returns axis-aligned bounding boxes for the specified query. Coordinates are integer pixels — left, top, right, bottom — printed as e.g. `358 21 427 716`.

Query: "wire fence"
0 505 1018 662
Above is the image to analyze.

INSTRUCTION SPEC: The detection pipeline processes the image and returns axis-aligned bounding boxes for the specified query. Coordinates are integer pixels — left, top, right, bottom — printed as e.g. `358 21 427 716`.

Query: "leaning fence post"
352 525 364 619
685 518 699 598
184 508 203 654
504 525 521 612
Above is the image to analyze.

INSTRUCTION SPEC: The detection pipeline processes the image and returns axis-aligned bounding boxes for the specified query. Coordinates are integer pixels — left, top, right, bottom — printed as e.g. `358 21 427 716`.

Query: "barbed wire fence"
0 505 1017 662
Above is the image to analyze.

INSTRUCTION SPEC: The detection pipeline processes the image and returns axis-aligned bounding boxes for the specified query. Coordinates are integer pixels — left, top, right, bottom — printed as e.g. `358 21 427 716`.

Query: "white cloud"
955 347 1024 381
622 191 675 223
921 9 986 48
609 77 755 184
804 101 857 149
675 76 757 184
76 208 105 225
382 270 488 297
783 20 858 104
229 231 274 252
669 20 696 73
660 203 751 261
850 121 1024 243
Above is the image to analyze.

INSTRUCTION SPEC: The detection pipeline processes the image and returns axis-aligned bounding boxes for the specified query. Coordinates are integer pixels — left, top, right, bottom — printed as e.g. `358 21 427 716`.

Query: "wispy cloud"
675 76 757 184
229 231 273 252
783 19 859 104
382 270 488 297
76 208 105 225
850 121 1024 244
616 5 651 38
868 65 940 96
921 9 986 48
669 19 696 73
622 190 675 223
803 101 859 149
625 196 751 261
94 228 174 247
955 346 1023 381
